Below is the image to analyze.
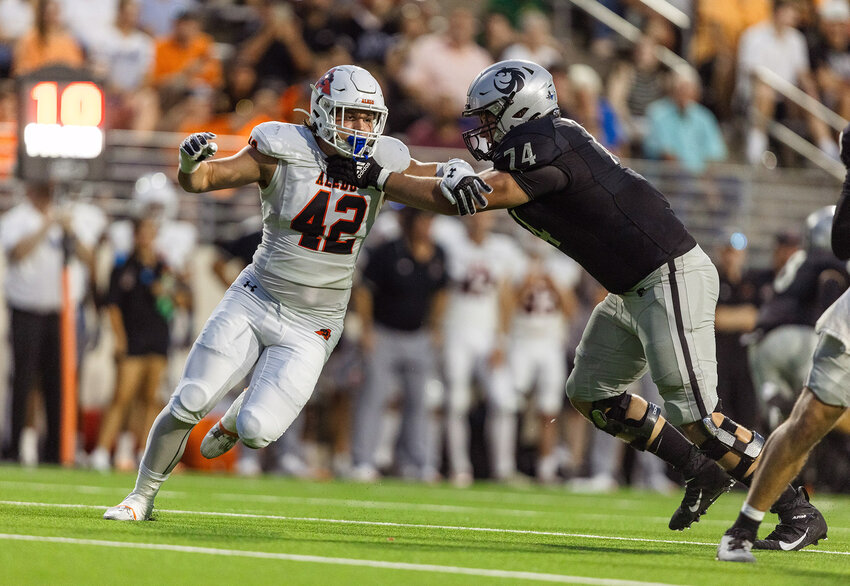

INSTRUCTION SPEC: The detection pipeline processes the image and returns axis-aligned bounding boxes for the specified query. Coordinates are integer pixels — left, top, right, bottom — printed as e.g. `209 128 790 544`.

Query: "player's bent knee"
236 409 275 449
699 414 764 479
169 380 215 424
588 393 661 451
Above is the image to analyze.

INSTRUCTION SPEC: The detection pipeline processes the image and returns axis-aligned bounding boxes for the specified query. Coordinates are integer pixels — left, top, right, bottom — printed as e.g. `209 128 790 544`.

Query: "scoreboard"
17 66 106 181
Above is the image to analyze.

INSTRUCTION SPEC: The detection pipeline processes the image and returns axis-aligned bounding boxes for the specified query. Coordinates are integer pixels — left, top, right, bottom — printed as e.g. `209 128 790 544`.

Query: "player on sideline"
102 65 478 521
327 59 825 543
717 125 850 562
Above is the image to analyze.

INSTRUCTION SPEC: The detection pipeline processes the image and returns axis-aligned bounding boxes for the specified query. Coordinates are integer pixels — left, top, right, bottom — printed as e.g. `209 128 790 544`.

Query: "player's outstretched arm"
177 133 277 193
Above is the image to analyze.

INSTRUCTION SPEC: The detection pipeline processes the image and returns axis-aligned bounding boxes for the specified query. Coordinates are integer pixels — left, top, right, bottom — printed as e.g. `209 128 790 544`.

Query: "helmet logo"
493 67 526 95
316 69 336 96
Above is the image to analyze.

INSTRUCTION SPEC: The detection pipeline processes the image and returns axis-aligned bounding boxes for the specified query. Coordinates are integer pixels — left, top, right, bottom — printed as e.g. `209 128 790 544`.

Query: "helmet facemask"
462 99 513 161
310 66 388 159
461 60 559 161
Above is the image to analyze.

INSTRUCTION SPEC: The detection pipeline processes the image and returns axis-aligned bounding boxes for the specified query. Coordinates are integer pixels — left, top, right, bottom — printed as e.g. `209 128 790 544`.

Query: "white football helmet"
804 205 836 252
462 59 559 160
310 65 388 158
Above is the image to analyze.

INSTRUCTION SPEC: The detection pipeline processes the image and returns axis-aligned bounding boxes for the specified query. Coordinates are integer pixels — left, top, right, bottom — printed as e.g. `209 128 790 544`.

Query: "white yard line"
0 532 681 586
1 500 848 556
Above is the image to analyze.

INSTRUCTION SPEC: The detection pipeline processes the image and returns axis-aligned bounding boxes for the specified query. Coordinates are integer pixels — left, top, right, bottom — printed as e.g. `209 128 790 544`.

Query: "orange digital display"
23 80 105 160
16 68 107 181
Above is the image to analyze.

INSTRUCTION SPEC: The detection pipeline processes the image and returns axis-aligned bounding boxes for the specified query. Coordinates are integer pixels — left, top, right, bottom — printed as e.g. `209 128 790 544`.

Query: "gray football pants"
351 325 435 473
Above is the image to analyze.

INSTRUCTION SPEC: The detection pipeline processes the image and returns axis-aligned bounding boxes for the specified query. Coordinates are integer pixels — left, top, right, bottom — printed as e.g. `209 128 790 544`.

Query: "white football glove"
179 132 218 174
439 158 492 216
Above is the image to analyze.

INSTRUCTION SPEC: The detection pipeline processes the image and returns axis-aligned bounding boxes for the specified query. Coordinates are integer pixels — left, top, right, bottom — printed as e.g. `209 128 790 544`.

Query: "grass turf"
1 465 849 585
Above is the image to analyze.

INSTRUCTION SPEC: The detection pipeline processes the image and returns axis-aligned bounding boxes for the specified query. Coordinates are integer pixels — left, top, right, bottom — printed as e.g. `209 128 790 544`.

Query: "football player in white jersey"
103 65 475 521
507 238 579 483
434 213 520 486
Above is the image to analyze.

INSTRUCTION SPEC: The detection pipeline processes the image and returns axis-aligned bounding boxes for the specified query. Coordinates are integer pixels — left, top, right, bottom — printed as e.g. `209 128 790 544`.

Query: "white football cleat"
200 421 240 459
716 528 756 563
200 390 246 459
103 493 153 522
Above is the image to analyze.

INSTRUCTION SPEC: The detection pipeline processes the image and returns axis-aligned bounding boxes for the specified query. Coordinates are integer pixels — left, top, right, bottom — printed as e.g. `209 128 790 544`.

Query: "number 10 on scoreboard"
24 80 104 159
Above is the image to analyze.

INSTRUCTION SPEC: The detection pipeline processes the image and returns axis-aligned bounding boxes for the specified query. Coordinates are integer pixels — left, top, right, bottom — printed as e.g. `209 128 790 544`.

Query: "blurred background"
1 0 849 494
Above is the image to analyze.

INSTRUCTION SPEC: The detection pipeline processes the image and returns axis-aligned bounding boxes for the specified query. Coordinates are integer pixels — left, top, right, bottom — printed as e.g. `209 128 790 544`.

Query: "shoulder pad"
249 122 318 163
372 136 411 173
493 117 563 173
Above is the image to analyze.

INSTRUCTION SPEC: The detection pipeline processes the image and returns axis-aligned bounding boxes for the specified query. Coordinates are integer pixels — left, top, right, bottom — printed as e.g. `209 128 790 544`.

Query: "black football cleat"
669 453 736 531
754 487 828 551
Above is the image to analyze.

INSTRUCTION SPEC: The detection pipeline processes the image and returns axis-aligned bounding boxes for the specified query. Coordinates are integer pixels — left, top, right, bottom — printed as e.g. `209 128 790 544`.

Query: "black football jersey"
756 250 850 333
495 116 696 293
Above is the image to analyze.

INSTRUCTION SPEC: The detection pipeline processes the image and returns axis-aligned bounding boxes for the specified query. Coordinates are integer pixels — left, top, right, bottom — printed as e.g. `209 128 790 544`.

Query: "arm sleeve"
833 172 850 260
509 165 570 200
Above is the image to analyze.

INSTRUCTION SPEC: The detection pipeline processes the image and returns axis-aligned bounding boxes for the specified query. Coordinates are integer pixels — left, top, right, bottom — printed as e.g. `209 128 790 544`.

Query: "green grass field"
1 465 849 585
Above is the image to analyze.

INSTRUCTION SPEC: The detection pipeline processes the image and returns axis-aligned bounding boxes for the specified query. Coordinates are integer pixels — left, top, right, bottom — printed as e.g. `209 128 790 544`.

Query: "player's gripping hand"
326 155 392 190
179 132 218 174
440 158 492 216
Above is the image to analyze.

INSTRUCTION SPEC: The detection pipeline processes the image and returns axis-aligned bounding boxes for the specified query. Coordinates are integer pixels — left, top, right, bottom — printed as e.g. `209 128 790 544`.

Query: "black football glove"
326 155 391 190
840 123 850 169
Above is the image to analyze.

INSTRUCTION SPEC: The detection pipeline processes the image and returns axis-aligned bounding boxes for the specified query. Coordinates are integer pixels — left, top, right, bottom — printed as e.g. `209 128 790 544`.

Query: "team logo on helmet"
493 67 526 96
316 69 336 96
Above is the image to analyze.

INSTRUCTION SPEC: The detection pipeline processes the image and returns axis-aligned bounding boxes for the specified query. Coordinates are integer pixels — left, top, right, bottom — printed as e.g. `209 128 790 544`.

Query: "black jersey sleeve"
492 117 572 199
833 172 850 260
509 165 570 200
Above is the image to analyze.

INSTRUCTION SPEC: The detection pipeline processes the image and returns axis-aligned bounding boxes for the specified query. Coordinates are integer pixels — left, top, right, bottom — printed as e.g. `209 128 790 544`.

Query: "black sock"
647 421 698 471
731 511 761 538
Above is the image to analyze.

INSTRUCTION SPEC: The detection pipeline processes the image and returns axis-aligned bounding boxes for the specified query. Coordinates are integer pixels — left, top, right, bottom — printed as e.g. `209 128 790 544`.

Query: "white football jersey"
436 221 522 337
248 122 388 313
512 250 580 342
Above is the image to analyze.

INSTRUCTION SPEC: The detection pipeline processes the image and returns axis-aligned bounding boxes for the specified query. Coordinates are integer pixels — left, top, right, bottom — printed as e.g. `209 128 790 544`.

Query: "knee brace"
589 393 661 451
699 414 765 479
169 379 214 424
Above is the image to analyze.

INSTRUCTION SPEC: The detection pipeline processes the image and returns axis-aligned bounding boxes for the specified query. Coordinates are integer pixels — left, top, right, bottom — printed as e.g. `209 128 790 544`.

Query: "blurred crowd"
2 0 850 491
2 0 850 173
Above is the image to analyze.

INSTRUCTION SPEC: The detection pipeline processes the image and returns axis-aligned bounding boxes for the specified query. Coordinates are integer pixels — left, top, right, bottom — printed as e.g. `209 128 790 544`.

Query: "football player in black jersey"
327 59 824 547
717 125 850 562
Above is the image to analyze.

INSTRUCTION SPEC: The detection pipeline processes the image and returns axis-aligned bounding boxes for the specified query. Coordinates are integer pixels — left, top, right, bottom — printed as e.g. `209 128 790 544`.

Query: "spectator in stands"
148 10 222 113
810 0 850 120
482 12 515 61
566 63 625 155
713 231 768 432
405 94 467 149
91 0 158 131
0 0 33 77
607 36 666 154
12 0 84 76
691 0 769 120
90 216 189 471
350 207 448 482
137 0 193 38
501 9 562 69
338 0 400 64
737 0 835 165
0 181 94 464
237 0 313 90
643 64 728 174
400 7 493 114
61 0 118 51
